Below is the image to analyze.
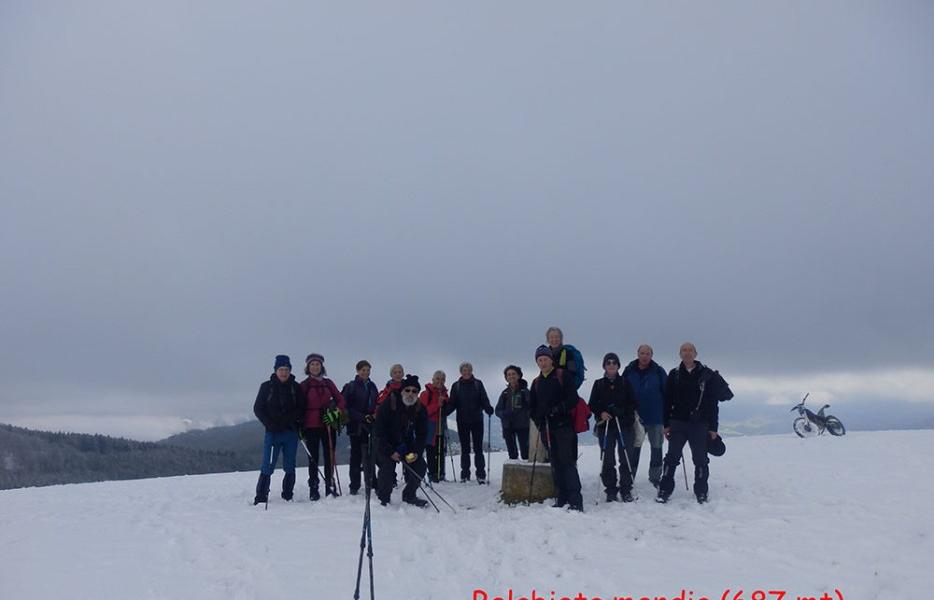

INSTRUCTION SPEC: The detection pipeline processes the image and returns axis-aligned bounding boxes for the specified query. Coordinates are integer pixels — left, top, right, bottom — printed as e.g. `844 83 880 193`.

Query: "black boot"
552 497 568 508
656 463 676 503
605 490 618 503
619 489 634 503
281 472 295 501
403 495 428 508
254 473 271 505
309 487 320 501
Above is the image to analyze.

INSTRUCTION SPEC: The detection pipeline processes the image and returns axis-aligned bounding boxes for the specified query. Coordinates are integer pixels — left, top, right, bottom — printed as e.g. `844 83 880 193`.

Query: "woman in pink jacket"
300 353 345 500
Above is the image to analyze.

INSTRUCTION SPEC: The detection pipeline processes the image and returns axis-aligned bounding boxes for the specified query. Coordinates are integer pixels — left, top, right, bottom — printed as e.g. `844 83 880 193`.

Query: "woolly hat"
400 374 421 392
535 345 553 361
305 353 324 365
603 352 621 367
274 355 291 370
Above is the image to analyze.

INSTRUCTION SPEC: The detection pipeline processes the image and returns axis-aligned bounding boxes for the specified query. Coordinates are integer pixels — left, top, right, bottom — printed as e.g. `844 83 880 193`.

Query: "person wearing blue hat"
252 355 306 505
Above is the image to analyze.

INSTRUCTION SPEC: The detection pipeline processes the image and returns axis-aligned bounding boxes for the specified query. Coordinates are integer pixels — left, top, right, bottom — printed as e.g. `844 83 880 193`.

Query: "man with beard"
375 374 429 507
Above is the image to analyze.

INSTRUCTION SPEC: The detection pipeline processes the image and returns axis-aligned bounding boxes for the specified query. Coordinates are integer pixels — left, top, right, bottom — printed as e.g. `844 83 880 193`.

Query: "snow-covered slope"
1 431 931 600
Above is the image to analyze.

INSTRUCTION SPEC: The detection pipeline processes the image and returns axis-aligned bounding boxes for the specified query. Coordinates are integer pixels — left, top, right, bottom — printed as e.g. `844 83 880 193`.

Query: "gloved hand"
484 406 494 416
363 414 375 424
405 452 417 464
323 408 342 427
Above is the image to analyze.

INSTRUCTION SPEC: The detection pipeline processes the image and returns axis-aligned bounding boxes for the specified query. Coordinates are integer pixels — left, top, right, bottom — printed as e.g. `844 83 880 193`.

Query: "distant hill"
0 423 254 490
161 420 463 467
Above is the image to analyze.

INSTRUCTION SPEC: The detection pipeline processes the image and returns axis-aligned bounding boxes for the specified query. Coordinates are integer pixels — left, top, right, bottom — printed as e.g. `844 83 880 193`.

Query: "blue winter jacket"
622 359 667 426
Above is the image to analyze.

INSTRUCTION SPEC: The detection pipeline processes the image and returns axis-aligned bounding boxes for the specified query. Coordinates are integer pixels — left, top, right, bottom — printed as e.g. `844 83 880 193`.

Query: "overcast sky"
2 2 933 440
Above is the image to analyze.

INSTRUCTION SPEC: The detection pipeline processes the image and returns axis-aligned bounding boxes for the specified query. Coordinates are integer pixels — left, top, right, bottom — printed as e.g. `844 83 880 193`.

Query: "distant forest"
0 423 254 490
0 421 461 490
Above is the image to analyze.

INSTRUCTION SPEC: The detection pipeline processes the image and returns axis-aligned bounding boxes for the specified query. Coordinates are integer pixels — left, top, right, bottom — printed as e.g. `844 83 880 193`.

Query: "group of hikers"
252 327 732 512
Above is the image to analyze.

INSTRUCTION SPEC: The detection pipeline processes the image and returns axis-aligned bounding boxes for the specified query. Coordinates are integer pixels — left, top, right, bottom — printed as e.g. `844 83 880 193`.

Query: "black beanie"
708 434 726 457
401 374 421 392
603 352 621 367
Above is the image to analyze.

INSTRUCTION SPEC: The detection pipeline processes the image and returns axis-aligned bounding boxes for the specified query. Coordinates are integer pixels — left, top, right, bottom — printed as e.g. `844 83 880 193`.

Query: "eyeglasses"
403 388 419 394
605 360 619 365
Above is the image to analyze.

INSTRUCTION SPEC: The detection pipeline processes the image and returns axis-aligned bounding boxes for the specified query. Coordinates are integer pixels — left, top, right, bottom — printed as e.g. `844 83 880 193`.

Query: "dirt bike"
791 393 846 437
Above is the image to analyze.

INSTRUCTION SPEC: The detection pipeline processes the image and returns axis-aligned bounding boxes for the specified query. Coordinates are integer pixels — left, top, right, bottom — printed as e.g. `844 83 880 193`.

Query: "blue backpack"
558 344 587 391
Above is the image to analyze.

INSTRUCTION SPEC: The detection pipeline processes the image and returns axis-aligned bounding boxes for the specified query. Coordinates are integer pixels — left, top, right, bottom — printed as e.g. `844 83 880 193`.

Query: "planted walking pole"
265 449 275 511
400 461 440 513
354 429 376 600
682 460 689 491
614 417 635 482
486 414 492 484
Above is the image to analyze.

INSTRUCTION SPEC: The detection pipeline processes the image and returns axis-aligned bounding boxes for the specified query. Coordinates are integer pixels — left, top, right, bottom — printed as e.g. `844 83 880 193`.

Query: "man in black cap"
374 374 429 507
530 345 584 511
252 354 306 505
588 352 638 502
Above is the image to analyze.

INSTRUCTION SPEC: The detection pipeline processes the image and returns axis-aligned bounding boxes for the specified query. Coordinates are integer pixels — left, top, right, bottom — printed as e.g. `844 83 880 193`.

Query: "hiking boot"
281 492 293 501
403 496 429 508
551 498 568 508
696 493 708 504
477 477 487 485
325 486 338 498
309 488 321 501
379 499 390 507
349 487 360 496
620 491 635 503
253 496 267 506
568 503 584 512
605 491 618 503
655 491 670 504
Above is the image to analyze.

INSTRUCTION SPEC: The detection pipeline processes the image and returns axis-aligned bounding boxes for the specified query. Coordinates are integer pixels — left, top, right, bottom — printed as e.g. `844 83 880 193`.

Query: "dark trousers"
377 453 427 503
660 419 710 496
502 426 530 460
597 423 634 495
426 430 448 481
457 421 486 479
303 427 337 491
544 423 583 507
348 426 376 492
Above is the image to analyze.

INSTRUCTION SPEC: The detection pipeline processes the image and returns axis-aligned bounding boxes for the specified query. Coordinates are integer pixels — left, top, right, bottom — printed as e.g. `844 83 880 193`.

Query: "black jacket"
341 376 380 435
449 377 493 424
375 393 428 457
495 380 531 430
529 369 577 430
663 361 731 432
253 374 306 433
588 375 638 429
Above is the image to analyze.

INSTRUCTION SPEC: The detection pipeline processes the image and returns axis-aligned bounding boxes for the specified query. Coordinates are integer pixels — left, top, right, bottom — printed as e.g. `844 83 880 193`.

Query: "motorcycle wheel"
825 417 846 436
793 417 815 438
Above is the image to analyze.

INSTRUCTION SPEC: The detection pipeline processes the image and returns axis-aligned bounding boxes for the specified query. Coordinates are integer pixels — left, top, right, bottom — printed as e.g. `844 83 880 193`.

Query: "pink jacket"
300 377 345 429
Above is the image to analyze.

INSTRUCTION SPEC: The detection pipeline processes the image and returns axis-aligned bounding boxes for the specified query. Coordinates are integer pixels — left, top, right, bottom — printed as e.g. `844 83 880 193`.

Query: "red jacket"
300 376 345 429
418 383 449 425
377 379 402 405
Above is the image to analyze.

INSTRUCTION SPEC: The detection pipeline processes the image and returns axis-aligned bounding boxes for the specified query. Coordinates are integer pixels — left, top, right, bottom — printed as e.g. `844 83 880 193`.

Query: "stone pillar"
499 420 554 504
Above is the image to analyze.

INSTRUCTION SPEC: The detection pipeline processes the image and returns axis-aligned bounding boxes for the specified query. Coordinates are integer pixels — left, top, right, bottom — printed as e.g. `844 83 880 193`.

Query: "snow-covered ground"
1 431 932 600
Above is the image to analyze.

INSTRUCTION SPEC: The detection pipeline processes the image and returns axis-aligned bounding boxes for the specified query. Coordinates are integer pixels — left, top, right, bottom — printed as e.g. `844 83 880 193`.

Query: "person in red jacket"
419 370 450 482
377 363 405 405
299 353 345 500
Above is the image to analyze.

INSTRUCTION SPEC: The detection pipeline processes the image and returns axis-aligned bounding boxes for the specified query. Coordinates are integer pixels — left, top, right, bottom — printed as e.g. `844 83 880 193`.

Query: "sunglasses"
605 360 619 365
402 388 419 394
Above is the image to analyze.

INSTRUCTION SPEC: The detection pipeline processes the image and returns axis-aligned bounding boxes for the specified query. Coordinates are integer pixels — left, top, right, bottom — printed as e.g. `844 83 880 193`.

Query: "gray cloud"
1 2 933 436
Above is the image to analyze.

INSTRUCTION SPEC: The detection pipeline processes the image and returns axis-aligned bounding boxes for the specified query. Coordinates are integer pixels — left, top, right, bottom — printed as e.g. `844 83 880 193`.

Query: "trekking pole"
403 461 457 513
527 426 542 504
265 448 275 511
681 460 689 490
400 461 441 513
487 414 492 482
354 432 376 600
614 417 635 482
435 422 443 482
326 424 342 496
299 435 329 487
445 421 456 478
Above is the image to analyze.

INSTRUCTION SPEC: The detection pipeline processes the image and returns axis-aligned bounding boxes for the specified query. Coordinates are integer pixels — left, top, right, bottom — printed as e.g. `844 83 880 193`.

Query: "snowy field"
1 430 932 600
